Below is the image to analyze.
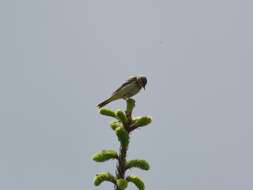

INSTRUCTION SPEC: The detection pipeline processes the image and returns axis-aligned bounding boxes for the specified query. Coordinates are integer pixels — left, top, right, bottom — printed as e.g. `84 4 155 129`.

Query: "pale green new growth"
133 116 152 128
126 176 145 190
99 108 116 118
93 172 116 186
92 98 152 190
126 99 135 114
126 159 150 171
92 150 118 162
115 127 129 147
115 109 128 124
110 121 122 130
116 179 128 190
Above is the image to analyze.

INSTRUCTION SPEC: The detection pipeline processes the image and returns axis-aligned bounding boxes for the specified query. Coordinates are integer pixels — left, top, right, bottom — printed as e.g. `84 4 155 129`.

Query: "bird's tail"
97 97 113 108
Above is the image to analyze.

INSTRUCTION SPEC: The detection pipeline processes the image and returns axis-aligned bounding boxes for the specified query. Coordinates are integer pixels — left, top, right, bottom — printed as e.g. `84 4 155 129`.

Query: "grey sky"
1 0 253 190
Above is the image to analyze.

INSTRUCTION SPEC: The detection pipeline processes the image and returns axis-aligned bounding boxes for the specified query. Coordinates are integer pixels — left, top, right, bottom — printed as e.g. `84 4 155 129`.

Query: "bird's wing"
112 76 137 95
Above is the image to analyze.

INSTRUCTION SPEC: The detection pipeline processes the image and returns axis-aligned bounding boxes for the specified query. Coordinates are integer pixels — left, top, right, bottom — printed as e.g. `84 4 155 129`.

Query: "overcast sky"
1 0 253 190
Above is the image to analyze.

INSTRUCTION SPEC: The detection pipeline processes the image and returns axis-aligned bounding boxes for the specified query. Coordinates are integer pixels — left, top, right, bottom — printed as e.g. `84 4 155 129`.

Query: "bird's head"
137 76 147 90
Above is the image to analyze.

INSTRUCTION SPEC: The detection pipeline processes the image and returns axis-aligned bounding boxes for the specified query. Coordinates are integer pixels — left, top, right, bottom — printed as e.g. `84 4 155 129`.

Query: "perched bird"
97 76 147 108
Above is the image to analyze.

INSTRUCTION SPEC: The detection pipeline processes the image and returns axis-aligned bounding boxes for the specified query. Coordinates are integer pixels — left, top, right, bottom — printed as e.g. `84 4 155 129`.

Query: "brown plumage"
97 76 147 108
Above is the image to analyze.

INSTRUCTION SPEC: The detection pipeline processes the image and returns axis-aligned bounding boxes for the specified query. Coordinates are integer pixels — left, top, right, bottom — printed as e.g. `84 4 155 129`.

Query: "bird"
97 75 147 108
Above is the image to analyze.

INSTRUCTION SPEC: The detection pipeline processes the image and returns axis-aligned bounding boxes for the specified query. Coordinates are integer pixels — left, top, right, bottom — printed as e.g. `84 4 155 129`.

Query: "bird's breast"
119 82 141 98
